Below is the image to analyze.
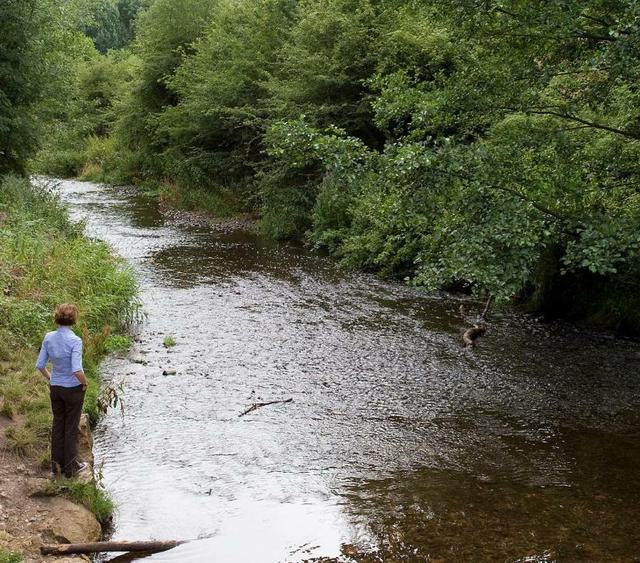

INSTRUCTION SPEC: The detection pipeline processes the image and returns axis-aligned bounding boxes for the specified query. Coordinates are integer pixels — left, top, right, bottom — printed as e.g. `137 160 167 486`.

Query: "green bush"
104 334 133 353
33 148 86 179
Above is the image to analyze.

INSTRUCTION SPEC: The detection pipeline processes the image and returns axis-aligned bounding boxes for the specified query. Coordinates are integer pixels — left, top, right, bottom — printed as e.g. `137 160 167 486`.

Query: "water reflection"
343 426 640 561
52 179 640 562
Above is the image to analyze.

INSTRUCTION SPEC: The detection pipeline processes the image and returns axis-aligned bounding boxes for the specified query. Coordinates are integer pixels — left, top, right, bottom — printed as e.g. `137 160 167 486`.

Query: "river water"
55 179 640 562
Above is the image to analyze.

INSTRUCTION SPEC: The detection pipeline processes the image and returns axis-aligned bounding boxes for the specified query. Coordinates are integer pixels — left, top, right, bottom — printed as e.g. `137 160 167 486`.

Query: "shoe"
65 461 89 478
74 461 89 473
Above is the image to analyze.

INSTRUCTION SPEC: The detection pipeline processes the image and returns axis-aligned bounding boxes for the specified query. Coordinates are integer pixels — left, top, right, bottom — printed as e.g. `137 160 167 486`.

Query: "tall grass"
0 174 138 456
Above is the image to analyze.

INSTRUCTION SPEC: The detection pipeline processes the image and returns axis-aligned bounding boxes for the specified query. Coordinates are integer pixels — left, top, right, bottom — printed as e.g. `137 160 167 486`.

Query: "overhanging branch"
492 184 568 221
502 107 640 141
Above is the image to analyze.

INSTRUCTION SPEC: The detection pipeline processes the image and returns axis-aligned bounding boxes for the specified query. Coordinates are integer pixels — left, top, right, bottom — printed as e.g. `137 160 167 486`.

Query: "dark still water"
55 179 640 562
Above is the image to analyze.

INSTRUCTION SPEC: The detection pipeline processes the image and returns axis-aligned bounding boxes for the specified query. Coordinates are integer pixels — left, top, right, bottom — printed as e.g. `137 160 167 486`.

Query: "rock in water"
42 497 101 543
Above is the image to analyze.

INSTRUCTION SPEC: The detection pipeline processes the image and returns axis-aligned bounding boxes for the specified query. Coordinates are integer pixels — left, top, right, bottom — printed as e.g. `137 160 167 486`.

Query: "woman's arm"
38 366 51 381
73 369 88 388
71 339 88 388
36 339 50 382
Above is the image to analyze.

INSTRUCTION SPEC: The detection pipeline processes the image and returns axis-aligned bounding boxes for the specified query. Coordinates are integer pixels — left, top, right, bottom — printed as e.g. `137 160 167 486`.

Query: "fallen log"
463 324 486 348
239 398 293 417
41 540 185 556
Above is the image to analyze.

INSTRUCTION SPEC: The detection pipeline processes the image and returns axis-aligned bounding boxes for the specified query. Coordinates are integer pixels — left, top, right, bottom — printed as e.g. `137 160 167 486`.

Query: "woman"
36 304 89 478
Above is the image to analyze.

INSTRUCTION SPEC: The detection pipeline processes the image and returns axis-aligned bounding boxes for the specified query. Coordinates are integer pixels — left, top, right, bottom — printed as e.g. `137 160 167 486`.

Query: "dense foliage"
0 0 144 176
27 0 640 329
80 0 147 53
0 0 76 174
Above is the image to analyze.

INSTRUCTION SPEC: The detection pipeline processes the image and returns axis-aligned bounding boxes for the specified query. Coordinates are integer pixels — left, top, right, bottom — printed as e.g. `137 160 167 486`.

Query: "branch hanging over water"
481 295 493 320
238 398 293 417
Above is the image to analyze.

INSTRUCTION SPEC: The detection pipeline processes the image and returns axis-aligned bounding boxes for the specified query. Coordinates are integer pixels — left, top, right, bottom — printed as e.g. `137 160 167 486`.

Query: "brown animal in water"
463 324 486 347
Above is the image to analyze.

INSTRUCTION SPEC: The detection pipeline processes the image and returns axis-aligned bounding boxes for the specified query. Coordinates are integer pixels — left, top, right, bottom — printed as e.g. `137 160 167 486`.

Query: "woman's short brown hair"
54 304 78 326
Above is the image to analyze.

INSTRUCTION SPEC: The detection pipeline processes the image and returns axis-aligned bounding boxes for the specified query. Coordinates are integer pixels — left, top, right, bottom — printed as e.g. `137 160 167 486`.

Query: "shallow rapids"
54 179 640 562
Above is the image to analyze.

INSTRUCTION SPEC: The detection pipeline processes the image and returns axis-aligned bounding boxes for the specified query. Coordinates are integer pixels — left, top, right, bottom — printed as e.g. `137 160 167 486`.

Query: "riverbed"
55 179 640 562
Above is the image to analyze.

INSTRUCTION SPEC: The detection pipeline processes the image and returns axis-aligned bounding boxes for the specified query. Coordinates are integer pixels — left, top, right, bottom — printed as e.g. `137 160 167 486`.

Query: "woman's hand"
73 369 88 388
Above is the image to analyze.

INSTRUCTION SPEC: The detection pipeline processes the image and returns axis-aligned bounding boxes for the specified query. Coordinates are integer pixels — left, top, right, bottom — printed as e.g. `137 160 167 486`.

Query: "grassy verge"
0 548 22 563
0 174 138 521
45 479 114 524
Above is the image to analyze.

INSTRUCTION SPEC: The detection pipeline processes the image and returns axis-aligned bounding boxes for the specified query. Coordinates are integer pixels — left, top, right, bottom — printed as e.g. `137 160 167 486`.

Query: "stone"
25 478 55 498
40 497 101 544
77 414 94 469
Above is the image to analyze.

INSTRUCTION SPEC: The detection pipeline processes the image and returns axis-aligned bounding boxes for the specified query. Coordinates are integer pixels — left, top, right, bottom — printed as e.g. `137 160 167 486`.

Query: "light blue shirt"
36 327 84 387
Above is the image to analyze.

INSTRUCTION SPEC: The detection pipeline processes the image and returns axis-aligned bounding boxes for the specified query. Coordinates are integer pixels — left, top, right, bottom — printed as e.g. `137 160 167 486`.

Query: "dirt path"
0 417 101 562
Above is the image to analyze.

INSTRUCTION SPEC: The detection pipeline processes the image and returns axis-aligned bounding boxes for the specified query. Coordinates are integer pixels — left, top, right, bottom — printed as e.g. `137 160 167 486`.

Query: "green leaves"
24 0 640 323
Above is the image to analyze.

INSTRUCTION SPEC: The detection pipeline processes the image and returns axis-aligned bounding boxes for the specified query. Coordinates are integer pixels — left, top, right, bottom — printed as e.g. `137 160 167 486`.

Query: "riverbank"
0 176 138 561
0 416 101 563
157 181 257 233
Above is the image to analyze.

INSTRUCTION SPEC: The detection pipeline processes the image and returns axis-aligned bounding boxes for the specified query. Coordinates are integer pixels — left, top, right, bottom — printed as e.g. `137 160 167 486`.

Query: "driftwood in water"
481 295 493 320
463 324 486 347
41 540 185 556
459 296 493 320
239 398 293 417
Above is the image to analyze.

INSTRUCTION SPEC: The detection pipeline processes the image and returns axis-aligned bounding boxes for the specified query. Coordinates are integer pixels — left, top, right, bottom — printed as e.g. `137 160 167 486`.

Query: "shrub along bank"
30 0 640 332
0 175 138 523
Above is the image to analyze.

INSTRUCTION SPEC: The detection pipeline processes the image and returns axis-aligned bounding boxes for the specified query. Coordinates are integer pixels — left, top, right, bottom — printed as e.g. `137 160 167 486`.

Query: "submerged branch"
481 295 494 320
239 398 293 417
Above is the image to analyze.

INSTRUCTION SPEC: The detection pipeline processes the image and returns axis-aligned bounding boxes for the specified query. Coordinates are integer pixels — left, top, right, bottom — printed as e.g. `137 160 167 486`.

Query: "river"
55 179 640 562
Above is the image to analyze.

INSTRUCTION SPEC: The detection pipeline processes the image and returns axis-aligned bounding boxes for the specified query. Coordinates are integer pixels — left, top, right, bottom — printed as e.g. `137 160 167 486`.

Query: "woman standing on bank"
36 304 88 478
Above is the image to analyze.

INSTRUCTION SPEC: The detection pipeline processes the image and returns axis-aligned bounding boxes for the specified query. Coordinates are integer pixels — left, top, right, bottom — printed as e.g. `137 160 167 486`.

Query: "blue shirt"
36 327 84 387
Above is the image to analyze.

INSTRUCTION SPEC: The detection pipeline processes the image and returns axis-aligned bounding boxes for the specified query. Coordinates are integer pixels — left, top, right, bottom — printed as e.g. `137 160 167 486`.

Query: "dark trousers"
50 385 85 477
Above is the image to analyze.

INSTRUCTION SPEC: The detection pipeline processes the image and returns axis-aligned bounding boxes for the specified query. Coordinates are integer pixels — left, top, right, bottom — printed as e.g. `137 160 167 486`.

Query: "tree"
0 0 47 174
114 0 218 179
265 0 640 321
158 0 296 189
0 0 93 174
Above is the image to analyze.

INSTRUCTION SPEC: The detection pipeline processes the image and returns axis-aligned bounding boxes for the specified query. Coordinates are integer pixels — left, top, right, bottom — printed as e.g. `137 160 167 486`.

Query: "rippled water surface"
55 179 640 562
